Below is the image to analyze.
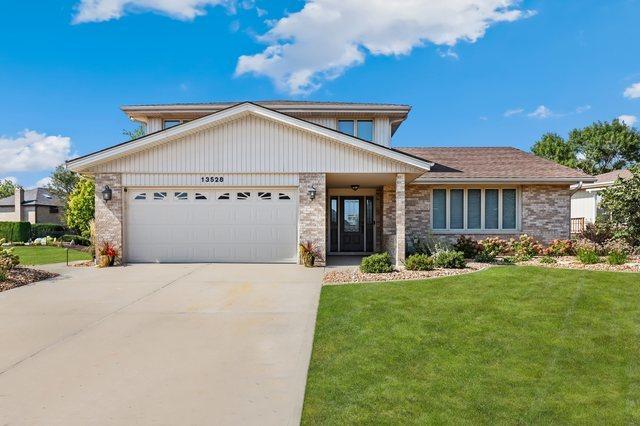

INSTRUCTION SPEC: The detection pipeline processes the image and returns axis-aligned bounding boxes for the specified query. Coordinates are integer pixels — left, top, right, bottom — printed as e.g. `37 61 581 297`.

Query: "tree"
66 177 95 238
531 132 577 168
600 165 640 246
123 124 146 140
0 179 17 199
532 119 640 175
46 165 79 205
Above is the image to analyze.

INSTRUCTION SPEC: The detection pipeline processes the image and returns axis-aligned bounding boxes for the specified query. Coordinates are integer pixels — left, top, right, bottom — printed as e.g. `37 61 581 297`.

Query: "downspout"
569 181 583 196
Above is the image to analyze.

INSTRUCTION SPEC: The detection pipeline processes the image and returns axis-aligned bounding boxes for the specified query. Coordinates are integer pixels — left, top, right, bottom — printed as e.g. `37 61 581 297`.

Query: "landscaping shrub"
577 248 600 264
580 219 614 246
574 238 601 254
544 239 575 257
360 252 394 273
540 255 558 264
408 237 433 256
0 239 20 275
501 256 516 265
405 254 434 271
61 234 91 246
607 251 628 265
0 221 31 243
509 234 543 261
30 223 67 239
453 235 482 258
433 250 466 269
604 239 633 256
474 251 496 263
479 237 508 257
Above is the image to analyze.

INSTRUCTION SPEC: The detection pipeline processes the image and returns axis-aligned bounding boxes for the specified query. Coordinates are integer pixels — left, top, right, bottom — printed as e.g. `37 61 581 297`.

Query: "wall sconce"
351 184 360 191
102 185 113 202
307 185 317 200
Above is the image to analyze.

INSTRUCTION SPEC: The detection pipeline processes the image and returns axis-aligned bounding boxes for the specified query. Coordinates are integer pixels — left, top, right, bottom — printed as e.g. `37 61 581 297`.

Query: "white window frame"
430 187 521 234
337 119 374 141
163 119 190 129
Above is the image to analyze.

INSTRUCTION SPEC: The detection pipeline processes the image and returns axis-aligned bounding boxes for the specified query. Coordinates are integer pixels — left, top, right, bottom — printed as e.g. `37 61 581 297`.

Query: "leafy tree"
0 179 17 199
531 132 577 168
123 124 146 140
532 119 640 175
46 165 79 205
600 165 640 246
66 177 95 238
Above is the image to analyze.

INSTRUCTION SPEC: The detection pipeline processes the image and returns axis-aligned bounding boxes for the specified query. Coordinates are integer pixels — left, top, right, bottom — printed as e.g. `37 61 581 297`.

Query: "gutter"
569 181 584 196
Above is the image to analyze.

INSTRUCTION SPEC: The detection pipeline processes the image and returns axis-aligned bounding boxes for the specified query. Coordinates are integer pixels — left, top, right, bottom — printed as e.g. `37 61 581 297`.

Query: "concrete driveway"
0 263 324 425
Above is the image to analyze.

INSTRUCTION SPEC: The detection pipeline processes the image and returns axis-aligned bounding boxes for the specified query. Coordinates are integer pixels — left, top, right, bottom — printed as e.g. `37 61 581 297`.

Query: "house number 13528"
201 176 224 183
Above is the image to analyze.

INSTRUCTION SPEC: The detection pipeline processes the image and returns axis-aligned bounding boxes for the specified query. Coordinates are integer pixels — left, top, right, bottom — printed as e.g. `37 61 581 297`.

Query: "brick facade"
395 174 406 267
298 173 327 266
381 174 406 266
94 173 124 264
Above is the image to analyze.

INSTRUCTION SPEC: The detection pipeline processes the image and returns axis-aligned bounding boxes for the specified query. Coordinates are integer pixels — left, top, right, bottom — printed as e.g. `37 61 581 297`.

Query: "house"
0 187 64 224
66 101 595 266
570 169 633 233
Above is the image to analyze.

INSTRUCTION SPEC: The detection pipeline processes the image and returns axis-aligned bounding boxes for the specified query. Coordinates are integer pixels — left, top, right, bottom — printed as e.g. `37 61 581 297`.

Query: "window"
236 192 250 200
217 193 230 200
278 193 291 200
195 193 207 200
174 192 188 200
258 192 272 200
134 193 147 200
153 192 167 200
163 120 181 129
338 120 374 141
49 206 59 214
432 188 518 231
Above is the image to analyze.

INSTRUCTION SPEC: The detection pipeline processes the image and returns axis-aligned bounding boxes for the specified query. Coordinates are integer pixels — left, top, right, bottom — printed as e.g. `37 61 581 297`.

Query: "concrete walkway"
0 263 324 425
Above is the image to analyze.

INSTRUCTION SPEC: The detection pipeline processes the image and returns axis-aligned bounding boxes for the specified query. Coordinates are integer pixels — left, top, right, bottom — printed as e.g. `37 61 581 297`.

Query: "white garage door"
125 188 298 263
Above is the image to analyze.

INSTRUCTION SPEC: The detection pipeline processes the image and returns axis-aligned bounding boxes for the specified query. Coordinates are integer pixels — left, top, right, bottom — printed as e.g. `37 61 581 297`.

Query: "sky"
1 0 639 188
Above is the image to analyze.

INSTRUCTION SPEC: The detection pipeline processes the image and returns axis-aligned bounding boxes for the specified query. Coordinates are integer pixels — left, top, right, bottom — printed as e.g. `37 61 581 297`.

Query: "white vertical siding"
147 118 162 134
306 117 337 129
92 114 420 174
571 190 597 223
374 117 391 146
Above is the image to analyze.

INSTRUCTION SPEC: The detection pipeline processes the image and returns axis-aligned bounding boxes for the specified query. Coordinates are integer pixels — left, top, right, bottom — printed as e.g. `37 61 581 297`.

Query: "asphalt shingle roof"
0 188 63 207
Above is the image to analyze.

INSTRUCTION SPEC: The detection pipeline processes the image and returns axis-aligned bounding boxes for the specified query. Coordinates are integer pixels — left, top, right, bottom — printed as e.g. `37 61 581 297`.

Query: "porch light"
351 184 360 191
307 185 316 200
102 185 113 202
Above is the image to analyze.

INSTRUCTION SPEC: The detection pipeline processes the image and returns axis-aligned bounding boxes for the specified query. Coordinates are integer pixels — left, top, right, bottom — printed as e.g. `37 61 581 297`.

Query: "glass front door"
330 195 374 253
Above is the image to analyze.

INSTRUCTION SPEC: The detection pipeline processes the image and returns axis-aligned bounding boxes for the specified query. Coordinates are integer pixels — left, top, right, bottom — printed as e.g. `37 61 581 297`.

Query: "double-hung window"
432 188 518 231
337 120 374 141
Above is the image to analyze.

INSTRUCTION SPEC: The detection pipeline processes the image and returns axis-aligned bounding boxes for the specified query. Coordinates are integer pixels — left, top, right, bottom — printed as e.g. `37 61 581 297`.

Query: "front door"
340 197 365 252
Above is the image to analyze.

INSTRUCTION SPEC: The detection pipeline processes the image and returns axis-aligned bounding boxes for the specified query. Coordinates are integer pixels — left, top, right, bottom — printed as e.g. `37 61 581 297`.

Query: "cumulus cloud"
623 82 640 99
73 0 236 23
236 0 534 94
0 130 72 174
618 114 638 127
575 104 591 113
503 108 524 117
34 177 53 188
528 105 553 119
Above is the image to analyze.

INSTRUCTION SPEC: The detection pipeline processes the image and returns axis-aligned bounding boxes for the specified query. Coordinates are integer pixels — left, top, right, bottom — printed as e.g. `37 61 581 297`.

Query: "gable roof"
401 147 596 183
0 188 62 207
67 102 433 172
579 168 634 189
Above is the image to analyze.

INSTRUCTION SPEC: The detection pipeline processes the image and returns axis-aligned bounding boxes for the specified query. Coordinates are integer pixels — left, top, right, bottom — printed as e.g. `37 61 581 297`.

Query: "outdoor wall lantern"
351 184 360 191
307 185 317 200
102 185 113 202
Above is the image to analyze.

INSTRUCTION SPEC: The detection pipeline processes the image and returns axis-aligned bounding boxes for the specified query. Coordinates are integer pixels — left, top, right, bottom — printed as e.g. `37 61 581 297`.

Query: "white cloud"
575 104 591 113
236 0 534 94
504 108 524 117
623 82 640 99
0 130 72 174
1 176 18 185
618 114 637 127
34 177 53 188
73 0 236 23
528 105 553 119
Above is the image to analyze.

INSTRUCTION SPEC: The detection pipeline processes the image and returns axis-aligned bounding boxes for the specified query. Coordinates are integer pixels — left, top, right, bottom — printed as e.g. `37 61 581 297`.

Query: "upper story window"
163 119 191 129
432 188 518 231
338 120 374 142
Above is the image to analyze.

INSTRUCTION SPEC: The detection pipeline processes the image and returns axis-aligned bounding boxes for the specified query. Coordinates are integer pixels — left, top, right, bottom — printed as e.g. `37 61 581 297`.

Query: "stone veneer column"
395 174 406 268
94 173 124 265
298 173 326 266
382 183 396 261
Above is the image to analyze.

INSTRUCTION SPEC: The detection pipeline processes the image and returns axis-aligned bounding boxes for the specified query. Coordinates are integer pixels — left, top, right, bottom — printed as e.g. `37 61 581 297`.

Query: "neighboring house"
66 101 594 265
570 169 634 233
0 187 64 224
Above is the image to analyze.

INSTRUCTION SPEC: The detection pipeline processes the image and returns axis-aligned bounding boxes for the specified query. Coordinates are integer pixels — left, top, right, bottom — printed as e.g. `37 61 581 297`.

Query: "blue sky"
1 0 639 188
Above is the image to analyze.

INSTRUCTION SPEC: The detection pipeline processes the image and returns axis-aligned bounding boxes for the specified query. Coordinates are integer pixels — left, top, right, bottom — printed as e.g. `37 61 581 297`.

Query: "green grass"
12 246 92 265
302 266 640 425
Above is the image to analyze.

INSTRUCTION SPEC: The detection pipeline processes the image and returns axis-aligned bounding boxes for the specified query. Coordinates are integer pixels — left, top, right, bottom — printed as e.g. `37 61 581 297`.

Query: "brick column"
298 173 326 266
395 173 406 268
382 183 396 260
94 173 124 265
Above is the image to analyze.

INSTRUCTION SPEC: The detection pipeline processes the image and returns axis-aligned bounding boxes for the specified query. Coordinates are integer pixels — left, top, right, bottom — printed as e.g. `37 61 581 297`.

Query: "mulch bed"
0 267 58 292
519 256 640 273
324 262 488 285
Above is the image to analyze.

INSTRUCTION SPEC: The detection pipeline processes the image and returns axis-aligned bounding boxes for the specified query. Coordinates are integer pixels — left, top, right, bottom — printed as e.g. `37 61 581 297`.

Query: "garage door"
125 188 298 263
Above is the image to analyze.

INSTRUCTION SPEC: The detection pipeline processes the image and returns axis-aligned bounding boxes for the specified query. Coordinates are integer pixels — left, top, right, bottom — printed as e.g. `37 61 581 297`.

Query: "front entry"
329 196 375 253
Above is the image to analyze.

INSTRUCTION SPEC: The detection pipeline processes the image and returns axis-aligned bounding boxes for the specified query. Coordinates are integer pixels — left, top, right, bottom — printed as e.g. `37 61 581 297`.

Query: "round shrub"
360 252 394 273
453 235 482 258
607 251 628 265
543 239 575 257
474 251 496 263
478 237 508 257
433 250 466 269
577 248 599 264
509 234 543 260
540 255 558 264
405 254 434 271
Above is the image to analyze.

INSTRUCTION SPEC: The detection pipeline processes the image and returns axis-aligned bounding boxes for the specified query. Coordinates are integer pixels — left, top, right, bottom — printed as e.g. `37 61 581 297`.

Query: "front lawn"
302 266 640 424
12 246 92 265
